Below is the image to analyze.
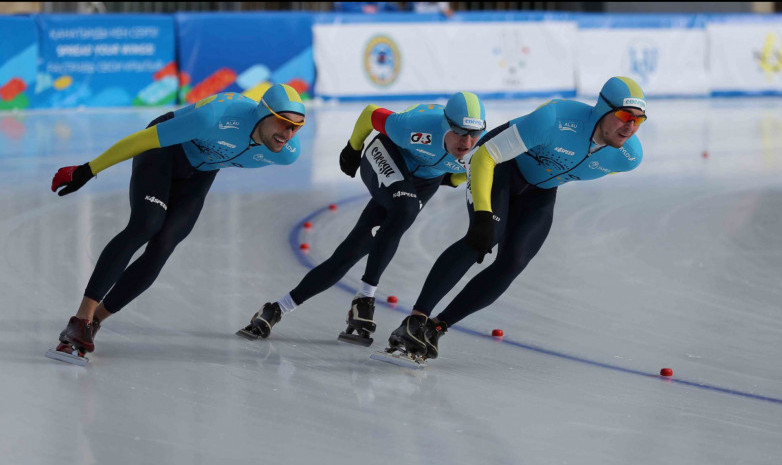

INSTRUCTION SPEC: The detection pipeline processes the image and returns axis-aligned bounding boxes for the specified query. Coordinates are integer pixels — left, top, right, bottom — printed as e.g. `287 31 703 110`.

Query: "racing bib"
365 137 404 187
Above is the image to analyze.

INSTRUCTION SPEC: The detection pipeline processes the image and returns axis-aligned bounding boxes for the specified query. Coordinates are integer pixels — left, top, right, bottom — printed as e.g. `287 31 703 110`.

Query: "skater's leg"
81 146 175 315
93 303 112 323
360 188 421 286
412 162 515 316
101 170 217 313
434 187 557 326
341 136 429 346
288 199 384 305
74 296 99 320
78 112 179 321
357 134 437 288
53 113 178 358
339 187 427 345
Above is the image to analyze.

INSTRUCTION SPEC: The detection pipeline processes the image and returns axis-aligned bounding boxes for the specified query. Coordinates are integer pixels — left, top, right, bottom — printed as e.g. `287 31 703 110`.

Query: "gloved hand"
51 163 94 196
339 141 362 178
465 210 495 264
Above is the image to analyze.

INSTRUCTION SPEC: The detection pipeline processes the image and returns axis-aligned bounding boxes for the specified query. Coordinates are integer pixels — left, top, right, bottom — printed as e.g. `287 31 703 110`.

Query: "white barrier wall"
314 20 577 99
576 27 708 97
708 19 782 95
311 13 782 100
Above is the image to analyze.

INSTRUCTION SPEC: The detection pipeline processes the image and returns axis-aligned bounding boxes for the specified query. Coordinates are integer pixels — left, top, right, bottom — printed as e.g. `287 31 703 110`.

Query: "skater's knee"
494 255 528 277
126 211 166 241
144 235 181 261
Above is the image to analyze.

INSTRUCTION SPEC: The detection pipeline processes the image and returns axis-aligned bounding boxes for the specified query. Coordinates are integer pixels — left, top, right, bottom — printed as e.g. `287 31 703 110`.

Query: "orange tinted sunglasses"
261 98 305 130
614 109 647 126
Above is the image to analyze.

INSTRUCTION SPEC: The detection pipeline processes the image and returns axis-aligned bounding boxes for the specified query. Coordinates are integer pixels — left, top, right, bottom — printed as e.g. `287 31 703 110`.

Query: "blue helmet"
444 91 486 132
257 83 306 121
593 76 646 118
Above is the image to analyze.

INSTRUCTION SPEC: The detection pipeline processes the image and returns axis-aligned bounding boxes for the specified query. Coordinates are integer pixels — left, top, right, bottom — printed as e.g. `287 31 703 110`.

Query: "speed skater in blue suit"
237 92 488 345
47 84 306 363
387 76 647 361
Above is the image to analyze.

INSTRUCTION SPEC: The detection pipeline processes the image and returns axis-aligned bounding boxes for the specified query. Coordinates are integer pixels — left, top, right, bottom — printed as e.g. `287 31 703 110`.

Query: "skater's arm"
87 127 162 174
471 106 556 212
441 172 467 188
469 145 496 212
90 97 214 174
340 104 393 177
348 104 392 150
612 136 643 172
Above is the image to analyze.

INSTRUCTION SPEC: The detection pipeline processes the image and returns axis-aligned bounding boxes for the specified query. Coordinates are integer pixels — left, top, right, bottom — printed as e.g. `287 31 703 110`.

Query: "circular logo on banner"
364 35 401 87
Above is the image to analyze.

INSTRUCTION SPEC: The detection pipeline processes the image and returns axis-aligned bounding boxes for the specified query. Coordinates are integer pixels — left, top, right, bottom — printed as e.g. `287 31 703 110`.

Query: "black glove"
339 141 362 178
440 173 456 188
51 162 94 196
465 210 495 264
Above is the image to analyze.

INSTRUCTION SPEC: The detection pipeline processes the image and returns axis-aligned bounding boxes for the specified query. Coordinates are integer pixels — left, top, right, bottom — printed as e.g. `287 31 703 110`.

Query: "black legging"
289 134 442 305
414 161 557 326
83 113 218 313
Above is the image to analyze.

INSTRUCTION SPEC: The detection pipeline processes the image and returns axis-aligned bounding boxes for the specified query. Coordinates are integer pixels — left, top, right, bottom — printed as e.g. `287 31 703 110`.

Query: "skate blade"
235 328 261 340
370 349 426 369
45 348 88 366
338 332 373 347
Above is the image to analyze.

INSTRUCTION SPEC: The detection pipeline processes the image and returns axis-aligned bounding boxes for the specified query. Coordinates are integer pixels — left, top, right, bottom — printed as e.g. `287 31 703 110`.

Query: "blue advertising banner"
0 16 38 110
34 14 176 108
175 12 315 103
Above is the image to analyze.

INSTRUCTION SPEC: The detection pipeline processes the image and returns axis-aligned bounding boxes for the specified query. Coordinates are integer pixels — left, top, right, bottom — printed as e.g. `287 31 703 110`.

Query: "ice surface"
1 97 781 465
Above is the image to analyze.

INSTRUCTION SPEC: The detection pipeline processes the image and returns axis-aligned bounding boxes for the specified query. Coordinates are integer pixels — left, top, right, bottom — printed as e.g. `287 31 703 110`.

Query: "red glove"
52 163 94 196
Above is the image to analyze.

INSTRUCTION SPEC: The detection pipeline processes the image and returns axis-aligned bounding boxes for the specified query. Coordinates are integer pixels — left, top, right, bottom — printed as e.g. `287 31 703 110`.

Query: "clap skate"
370 346 427 369
370 314 428 369
337 297 376 347
46 342 89 366
45 316 99 366
236 302 282 340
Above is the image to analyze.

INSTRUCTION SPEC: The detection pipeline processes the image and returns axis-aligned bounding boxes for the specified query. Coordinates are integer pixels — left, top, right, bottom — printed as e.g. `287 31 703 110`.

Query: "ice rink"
1 96 781 465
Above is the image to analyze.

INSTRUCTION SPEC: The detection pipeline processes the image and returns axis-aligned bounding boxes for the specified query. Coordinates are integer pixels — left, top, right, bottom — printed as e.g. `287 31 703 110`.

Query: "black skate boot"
236 302 282 340
423 319 448 360
338 297 376 347
370 314 429 368
45 316 96 366
388 314 428 356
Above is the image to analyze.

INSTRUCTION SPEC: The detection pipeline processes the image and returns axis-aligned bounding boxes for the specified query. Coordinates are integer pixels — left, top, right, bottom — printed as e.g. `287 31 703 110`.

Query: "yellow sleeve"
470 145 497 212
449 172 467 187
88 126 162 175
348 104 380 151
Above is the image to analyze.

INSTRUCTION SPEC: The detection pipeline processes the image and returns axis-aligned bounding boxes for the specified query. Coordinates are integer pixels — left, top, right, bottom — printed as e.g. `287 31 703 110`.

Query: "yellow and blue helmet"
593 76 646 118
257 83 306 122
444 91 486 135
